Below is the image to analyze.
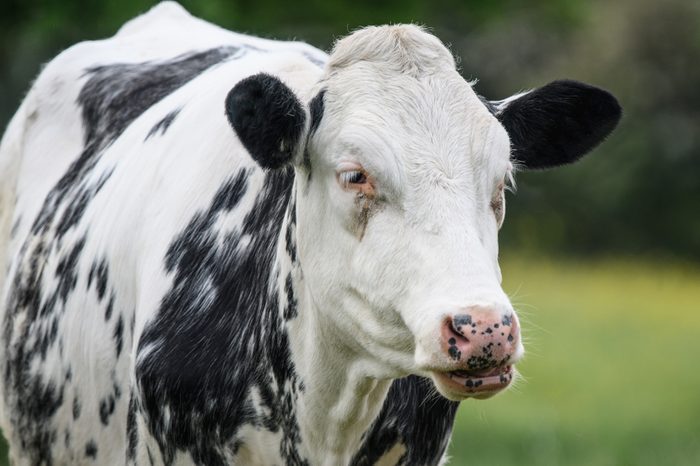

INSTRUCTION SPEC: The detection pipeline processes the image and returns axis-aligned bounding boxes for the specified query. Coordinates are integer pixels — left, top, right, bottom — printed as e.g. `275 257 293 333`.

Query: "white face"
227 24 620 401
296 64 524 400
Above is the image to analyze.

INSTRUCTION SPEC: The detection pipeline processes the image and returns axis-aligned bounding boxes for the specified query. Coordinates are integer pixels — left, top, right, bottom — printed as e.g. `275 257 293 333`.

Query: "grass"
1 256 698 464
448 256 700 466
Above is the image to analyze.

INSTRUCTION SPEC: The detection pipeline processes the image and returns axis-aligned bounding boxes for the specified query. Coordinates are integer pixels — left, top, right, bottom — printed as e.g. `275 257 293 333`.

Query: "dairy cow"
0 2 621 465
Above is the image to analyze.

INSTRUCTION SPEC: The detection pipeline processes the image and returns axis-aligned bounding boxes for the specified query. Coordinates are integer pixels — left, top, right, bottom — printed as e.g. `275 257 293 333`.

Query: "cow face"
226 25 621 401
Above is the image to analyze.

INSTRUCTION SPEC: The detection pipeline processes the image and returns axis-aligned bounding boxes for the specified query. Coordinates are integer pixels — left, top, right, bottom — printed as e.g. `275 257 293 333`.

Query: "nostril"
442 317 471 362
450 314 473 340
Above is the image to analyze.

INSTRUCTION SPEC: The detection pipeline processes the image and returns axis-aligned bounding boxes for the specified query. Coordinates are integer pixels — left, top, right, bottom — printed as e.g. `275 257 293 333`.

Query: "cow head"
226 25 621 401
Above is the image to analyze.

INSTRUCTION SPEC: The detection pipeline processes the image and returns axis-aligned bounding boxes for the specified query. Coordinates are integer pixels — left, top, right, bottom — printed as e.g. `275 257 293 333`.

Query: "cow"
0 2 621 465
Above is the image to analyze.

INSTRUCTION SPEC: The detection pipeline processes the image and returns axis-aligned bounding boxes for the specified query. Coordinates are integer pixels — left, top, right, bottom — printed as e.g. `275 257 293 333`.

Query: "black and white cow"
0 2 621 465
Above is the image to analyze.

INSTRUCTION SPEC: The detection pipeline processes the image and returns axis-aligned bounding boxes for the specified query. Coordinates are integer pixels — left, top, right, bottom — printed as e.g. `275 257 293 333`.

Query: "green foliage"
2 0 697 259
489 0 700 260
2 1 697 261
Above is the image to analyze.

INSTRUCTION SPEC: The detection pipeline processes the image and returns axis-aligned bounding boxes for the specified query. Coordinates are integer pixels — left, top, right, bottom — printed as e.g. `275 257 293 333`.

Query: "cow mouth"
432 365 514 399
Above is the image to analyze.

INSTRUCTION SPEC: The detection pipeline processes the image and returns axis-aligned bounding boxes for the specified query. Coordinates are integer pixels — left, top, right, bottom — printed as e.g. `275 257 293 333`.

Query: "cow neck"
273 185 393 465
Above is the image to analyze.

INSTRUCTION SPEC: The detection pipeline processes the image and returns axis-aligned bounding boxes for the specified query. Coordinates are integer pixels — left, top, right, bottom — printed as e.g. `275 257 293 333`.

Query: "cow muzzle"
430 305 522 400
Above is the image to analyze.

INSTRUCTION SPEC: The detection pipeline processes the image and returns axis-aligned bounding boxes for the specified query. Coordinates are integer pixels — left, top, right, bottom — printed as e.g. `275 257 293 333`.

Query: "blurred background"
1 0 698 464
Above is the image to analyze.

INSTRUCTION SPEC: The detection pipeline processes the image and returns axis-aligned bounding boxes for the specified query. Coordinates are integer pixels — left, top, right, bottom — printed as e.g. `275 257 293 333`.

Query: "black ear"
495 80 622 170
225 73 307 169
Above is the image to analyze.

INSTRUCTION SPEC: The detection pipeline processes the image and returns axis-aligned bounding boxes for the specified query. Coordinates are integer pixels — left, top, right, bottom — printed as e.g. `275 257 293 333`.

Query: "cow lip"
433 365 514 397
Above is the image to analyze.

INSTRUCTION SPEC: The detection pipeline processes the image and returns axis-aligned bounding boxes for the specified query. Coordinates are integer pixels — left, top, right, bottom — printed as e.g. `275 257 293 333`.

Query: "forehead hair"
326 24 456 77
316 25 510 195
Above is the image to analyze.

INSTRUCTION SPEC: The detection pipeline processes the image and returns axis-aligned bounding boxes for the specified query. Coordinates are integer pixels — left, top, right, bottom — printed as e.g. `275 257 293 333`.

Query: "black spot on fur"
6 380 65 463
55 170 112 239
113 381 122 399
85 440 97 459
225 73 307 170
30 46 238 243
90 258 109 301
99 396 115 426
99 381 122 426
350 376 458 465
145 107 182 141
302 90 326 172
163 170 249 274
283 273 297 320
114 314 124 358
308 90 325 135
285 191 298 263
55 236 86 305
497 80 622 169
79 47 237 162
72 397 81 420
105 293 115 321
1 230 75 462
136 167 308 464
126 392 138 460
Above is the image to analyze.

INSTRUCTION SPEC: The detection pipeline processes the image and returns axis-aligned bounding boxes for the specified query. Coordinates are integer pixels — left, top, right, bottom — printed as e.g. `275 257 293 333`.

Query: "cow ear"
493 80 622 170
225 73 307 170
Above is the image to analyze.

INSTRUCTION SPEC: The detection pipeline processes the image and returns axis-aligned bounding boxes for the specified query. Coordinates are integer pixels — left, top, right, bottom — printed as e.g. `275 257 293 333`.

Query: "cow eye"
336 165 375 197
338 170 367 188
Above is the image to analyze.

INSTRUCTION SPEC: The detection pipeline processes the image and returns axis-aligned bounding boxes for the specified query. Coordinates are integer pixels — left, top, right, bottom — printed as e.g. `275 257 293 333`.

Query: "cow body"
0 2 621 465
0 4 455 465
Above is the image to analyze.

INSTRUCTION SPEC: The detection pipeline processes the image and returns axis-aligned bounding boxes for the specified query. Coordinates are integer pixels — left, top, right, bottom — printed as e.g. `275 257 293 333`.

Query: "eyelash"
338 170 367 187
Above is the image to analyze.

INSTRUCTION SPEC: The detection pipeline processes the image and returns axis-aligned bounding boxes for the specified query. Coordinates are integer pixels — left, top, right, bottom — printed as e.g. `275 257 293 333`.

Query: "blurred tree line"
1 0 698 261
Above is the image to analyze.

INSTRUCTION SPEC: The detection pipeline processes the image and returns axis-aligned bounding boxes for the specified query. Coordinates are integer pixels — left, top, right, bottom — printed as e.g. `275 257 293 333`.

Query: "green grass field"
0 257 698 465
449 256 700 466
